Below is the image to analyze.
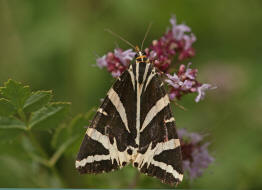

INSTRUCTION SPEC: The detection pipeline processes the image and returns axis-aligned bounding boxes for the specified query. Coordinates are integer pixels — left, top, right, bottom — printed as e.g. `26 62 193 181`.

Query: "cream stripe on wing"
150 160 183 182
76 128 130 167
142 63 150 84
97 108 108 116
135 62 150 145
134 139 180 168
165 117 175 123
128 66 135 90
144 67 156 91
154 139 180 155
135 62 141 145
140 94 170 132
76 154 111 168
134 139 182 181
108 88 130 133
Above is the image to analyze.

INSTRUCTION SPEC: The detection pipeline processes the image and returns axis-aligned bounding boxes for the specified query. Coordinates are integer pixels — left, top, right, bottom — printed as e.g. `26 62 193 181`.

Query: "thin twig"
174 100 187 111
48 136 78 167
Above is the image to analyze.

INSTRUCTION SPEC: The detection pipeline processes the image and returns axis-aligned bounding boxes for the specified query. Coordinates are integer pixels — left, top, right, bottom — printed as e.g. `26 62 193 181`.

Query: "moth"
75 29 183 186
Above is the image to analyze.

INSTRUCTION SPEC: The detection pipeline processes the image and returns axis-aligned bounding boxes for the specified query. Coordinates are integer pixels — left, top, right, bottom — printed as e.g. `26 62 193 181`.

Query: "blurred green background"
0 0 262 189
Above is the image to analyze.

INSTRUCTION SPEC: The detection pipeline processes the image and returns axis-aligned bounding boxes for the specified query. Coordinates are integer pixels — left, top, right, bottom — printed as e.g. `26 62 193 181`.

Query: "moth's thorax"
135 51 149 63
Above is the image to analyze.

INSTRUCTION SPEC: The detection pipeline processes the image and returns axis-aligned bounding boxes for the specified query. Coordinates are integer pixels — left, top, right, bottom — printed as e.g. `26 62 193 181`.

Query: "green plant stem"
49 136 78 167
27 130 48 158
26 130 68 187
18 108 27 123
16 97 71 187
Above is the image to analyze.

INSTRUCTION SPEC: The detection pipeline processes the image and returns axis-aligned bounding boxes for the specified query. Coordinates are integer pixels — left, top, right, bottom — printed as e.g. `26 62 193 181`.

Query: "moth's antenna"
105 28 136 50
141 22 153 51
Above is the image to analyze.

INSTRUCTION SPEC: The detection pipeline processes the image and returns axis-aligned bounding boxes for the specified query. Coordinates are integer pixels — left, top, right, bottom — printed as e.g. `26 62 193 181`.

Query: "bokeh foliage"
0 0 262 189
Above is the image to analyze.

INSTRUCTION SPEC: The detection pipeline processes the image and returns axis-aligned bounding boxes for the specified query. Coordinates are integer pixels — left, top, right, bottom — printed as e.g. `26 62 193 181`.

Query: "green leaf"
29 102 71 130
21 136 50 167
49 112 93 165
0 116 26 142
23 91 52 113
65 113 92 155
51 124 68 149
51 110 94 155
0 116 26 130
0 79 31 109
0 128 24 143
0 98 16 116
68 113 91 135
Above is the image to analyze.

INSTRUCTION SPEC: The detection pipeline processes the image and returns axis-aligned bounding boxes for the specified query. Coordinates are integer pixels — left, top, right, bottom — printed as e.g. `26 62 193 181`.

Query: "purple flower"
170 15 191 40
184 62 197 80
96 48 135 77
146 15 196 73
166 63 200 100
178 128 203 144
96 55 107 68
190 143 214 179
178 128 214 180
114 49 136 66
182 80 194 90
165 73 183 89
195 84 216 103
184 34 197 50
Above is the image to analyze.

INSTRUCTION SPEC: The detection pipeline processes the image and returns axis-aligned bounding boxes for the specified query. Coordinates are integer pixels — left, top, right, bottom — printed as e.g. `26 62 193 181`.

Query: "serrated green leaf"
0 98 16 116
23 91 52 113
0 116 26 130
29 102 70 130
0 79 31 109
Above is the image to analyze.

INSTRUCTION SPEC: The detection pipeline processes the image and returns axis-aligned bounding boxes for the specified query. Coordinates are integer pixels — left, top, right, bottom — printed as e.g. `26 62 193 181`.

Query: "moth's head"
135 46 148 63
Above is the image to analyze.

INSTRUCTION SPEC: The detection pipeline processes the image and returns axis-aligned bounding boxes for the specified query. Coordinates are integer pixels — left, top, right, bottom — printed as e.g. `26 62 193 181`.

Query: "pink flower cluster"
97 49 135 77
165 63 199 100
145 15 196 72
178 129 214 180
96 15 215 102
165 63 216 102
